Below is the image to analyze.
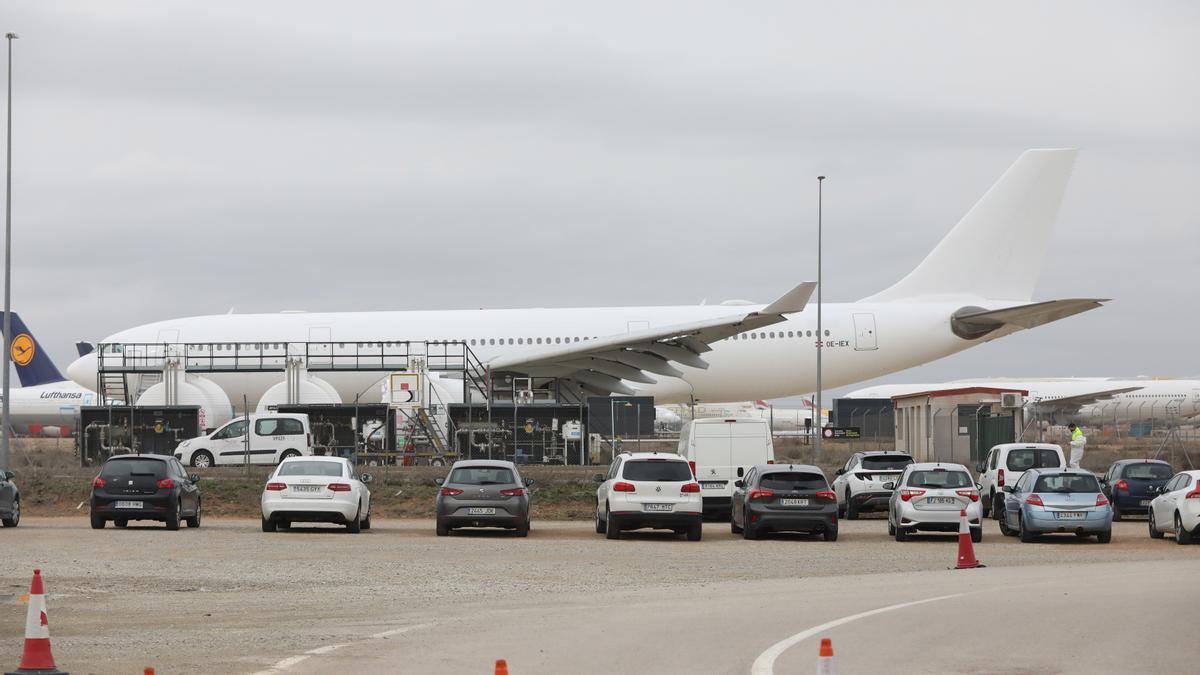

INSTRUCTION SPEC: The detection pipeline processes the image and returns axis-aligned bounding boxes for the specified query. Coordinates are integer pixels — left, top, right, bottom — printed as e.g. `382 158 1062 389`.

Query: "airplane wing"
1028 386 1143 415
952 298 1108 339
484 281 817 395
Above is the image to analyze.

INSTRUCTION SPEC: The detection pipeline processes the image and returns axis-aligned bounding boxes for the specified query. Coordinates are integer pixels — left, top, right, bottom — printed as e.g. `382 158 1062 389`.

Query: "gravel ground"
0 516 1193 674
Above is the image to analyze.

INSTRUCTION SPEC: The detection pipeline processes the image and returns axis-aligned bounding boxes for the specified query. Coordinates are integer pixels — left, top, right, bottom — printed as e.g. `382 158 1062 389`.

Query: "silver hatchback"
435 460 532 537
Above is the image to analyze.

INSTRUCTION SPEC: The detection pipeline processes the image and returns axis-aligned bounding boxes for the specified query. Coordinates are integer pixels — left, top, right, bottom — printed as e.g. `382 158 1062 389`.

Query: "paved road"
1 517 1194 674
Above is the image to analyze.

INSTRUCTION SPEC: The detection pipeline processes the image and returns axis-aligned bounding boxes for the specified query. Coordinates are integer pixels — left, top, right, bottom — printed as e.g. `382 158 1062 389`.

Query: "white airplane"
656 400 823 432
844 377 1200 425
1 313 98 436
68 149 1104 411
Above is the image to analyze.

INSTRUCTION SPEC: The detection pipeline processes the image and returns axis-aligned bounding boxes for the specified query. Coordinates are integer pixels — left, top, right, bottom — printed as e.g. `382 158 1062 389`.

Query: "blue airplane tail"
1 312 67 386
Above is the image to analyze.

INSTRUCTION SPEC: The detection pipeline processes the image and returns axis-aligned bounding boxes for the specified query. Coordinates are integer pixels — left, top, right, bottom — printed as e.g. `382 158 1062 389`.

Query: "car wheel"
887 515 896 536
1175 513 1192 545
361 510 371 531
731 511 743 534
1149 509 1164 539
114 519 128 528
1019 514 1036 543
191 450 213 468
1 497 18 527
516 519 529 538
1111 506 1122 522
346 502 362 533
992 494 1003 521
280 450 301 462
971 527 983 544
261 516 277 532
743 522 758 540
823 524 839 542
686 521 702 542
837 500 846 518
846 492 859 520
166 502 181 531
1097 529 1112 544
90 513 106 529
605 509 621 540
894 524 907 542
436 521 449 536
594 501 607 534
981 494 990 518
186 499 201 528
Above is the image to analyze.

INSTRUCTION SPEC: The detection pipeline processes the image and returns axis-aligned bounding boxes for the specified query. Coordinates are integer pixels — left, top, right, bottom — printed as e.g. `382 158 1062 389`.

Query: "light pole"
813 175 825 463
1 32 17 473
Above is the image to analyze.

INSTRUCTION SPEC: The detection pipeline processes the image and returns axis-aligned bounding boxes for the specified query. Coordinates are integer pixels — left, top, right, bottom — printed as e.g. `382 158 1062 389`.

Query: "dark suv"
1 470 18 527
90 454 202 530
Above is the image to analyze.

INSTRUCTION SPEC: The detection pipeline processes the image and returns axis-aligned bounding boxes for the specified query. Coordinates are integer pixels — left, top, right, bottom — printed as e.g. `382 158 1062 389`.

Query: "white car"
977 443 1065 520
1147 470 1200 544
176 413 313 468
887 462 983 542
593 452 703 541
261 456 371 533
831 451 914 519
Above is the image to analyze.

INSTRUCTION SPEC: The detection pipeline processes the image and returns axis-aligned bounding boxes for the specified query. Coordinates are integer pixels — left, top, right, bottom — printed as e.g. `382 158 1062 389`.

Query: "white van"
175 413 312 468
678 418 775 516
977 442 1066 520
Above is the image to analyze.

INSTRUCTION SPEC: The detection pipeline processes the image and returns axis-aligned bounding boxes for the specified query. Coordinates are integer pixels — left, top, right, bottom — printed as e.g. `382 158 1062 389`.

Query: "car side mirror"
360 473 374 484
835 468 845 476
3 470 14 480
882 481 895 490
975 483 983 491
525 478 535 487
434 477 444 486
189 474 200 483
1001 486 1014 493
737 467 745 478
592 474 605 483
734 480 744 489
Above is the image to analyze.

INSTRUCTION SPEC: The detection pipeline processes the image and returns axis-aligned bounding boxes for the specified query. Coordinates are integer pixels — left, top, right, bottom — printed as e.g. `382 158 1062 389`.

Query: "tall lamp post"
813 175 825 463
1 32 18 473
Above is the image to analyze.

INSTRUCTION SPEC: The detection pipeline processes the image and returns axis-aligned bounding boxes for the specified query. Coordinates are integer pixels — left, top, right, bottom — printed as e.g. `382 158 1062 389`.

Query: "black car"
731 464 839 541
90 454 202 530
1 470 18 527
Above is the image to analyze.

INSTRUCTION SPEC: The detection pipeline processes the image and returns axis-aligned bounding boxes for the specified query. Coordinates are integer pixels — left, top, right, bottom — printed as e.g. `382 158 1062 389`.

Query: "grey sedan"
1 470 18 527
731 464 838 541
435 460 532 537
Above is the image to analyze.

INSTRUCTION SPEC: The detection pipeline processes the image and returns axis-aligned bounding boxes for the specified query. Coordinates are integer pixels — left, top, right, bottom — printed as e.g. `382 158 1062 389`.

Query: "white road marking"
749 593 964 675
250 622 434 675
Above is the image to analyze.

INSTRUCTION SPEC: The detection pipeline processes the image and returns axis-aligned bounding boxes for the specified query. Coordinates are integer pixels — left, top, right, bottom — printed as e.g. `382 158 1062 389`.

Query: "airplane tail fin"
865 149 1078 302
1 312 68 386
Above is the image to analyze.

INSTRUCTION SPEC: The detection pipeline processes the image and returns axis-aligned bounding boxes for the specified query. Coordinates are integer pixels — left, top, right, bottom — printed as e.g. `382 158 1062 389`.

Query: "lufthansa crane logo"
10 333 34 366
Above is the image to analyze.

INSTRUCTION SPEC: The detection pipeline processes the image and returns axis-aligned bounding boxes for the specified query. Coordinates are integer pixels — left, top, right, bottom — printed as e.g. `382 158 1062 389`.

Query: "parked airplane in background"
656 400 825 432
844 377 1200 425
69 150 1105 412
1 313 97 436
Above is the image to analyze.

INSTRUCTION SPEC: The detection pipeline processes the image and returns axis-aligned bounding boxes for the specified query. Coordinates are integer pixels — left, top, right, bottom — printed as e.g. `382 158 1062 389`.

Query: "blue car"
1100 459 1173 521
998 468 1113 543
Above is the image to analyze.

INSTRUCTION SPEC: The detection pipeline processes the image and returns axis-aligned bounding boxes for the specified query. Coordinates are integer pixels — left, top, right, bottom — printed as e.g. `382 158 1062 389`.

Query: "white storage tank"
136 373 234 432
256 374 341 413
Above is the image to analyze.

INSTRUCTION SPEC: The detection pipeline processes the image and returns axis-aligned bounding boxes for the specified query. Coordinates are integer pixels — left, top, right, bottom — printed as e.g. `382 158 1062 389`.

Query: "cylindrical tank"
256 374 341 413
136 373 234 432
187 374 234 430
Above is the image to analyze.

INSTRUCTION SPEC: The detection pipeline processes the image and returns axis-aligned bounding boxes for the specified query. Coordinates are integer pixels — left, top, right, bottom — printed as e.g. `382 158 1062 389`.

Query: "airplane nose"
67 352 99 392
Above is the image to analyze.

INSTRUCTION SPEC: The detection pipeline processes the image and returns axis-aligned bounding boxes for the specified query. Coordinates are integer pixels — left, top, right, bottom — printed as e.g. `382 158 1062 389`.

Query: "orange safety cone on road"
816 638 836 675
5 569 68 675
954 509 984 569
494 659 509 675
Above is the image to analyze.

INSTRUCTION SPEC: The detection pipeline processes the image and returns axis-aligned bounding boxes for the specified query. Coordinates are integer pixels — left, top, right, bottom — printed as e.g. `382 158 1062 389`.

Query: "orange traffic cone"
494 659 509 675
816 638 836 675
5 569 68 675
954 509 984 569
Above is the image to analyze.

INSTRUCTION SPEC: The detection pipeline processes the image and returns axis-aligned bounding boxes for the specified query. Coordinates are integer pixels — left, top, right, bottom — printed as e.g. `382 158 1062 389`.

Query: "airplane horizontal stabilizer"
952 298 1107 339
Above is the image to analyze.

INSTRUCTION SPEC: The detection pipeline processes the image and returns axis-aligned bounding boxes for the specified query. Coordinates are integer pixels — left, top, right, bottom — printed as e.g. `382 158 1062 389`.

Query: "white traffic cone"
816 637 835 675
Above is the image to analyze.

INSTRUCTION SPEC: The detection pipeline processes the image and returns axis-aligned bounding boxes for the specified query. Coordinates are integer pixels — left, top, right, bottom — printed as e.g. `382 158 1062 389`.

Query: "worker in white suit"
1067 422 1086 469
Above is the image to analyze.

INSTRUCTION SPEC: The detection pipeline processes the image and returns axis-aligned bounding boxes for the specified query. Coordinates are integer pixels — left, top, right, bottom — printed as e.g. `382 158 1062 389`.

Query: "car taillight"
92 476 106 488
1114 479 1129 492
997 469 1005 487
688 461 696 478
613 481 636 493
956 489 980 502
157 478 175 489
1186 487 1200 499
500 488 525 497
266 482 287 491
748 488 775 501
440 487 463 496
1095 493 1109 507
327 483 352 492
1026 494 1044 507
815 490 836 502
899 489 925 502
766 460 775 464
681 482 701 493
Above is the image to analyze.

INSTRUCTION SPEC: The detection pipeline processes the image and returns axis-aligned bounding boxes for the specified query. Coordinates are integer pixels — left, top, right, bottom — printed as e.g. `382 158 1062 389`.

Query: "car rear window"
906 469 972 489
277 461 344 477
1034 474 1100 493
623 460 692 482
861 455 913 471
1121 463 1173 480
759 472 827 491
102 458 167 477
449 467 515 485
1006 449 1061 471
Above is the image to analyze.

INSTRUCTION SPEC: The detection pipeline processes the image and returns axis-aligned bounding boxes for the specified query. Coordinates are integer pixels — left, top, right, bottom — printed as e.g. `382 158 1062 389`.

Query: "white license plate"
292 485 321 493
644 503 674 512
927 497 957 505
467 507 496 515
876 475 895 482
1054 511 1086 520
114 501 143 509
1140 500 1151 506
701 482 724 490
780 498 809 506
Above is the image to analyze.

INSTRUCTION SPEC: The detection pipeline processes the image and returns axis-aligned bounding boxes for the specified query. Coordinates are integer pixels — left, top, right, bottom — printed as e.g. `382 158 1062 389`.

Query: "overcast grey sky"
4 1 1198 397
